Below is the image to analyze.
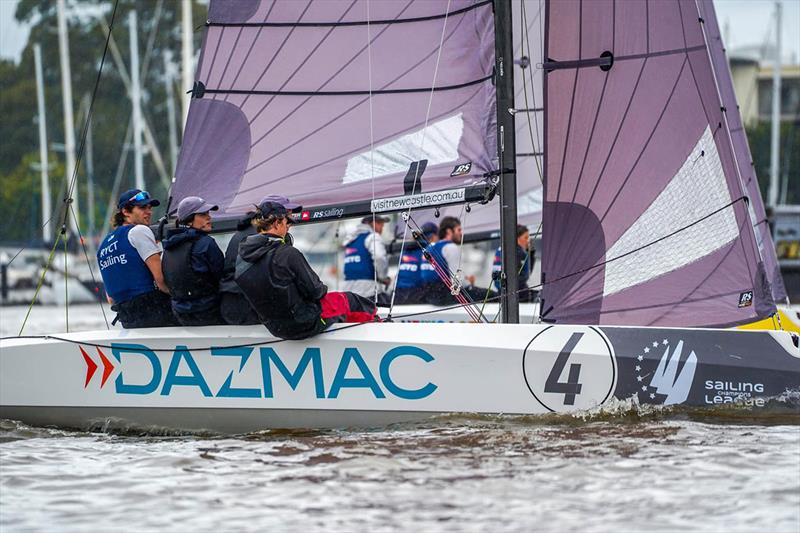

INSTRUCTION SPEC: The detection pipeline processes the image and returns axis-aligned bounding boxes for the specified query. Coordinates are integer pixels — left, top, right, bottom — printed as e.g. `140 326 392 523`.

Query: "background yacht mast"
769 0 782 208
129 11 144 191
181 0 193 129
34 43 52 243
56 0 80 234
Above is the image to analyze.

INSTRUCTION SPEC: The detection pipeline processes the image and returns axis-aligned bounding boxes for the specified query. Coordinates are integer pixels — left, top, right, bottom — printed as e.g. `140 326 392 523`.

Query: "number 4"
544 332 584 405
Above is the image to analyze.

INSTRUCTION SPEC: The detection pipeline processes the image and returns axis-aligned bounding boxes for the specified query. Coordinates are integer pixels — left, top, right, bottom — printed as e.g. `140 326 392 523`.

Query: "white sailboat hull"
2 323 798 433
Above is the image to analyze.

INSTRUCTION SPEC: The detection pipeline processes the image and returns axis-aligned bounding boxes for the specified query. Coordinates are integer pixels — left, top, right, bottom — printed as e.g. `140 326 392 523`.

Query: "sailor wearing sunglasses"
96 189 178 328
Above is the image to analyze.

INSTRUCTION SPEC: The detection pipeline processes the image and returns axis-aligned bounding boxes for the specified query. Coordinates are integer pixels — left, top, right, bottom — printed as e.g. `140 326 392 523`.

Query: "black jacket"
162 228 224 313
220 224 256 294
234 232 328 339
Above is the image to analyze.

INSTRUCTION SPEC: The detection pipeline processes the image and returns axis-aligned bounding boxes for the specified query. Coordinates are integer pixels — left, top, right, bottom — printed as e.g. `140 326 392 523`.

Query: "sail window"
603 126 739 297
342 114 464 184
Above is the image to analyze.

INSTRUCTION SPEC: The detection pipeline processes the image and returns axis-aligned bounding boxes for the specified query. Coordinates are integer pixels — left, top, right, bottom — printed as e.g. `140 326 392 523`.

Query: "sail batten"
541 0 775 328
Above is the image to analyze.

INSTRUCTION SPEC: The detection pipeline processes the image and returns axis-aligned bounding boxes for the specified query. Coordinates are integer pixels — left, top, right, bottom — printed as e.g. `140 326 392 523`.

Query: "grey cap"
177 196 219 222
361 214 390 224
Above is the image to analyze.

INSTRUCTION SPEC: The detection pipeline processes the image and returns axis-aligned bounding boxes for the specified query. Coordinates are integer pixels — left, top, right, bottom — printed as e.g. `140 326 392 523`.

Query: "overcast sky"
1 0 799 64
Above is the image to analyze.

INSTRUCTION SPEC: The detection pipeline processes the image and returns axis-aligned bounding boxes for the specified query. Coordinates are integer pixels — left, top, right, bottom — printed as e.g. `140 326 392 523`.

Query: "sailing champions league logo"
523 326 617 412
77 344 438 400
635 339 697 405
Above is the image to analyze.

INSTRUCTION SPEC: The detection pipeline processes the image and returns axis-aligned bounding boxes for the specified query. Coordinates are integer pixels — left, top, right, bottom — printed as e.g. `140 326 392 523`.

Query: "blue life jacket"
96 225 156 303
492 245 530 292
343 232 375 280
421 240 451 284
396 249 422 289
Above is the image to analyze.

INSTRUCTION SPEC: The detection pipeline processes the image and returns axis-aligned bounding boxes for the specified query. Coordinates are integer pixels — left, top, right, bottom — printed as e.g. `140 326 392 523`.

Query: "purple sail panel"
437 0 543 236
541 0 775 327
173 0 497 221
696 0 787 303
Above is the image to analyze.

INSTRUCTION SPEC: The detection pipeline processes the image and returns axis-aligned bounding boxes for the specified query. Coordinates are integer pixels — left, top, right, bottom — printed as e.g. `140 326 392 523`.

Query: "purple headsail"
540 0 776 327
696 0 787 303
172 0 497 222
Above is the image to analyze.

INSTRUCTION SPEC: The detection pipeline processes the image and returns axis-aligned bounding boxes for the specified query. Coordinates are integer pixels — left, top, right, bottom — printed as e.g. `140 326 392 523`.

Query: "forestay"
172 0 498 223
540 0 776 327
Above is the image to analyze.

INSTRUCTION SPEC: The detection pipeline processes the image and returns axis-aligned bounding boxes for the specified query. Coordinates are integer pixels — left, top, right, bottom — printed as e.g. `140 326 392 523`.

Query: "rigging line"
65 0 119 207
242 7 472 174
521 0 545 167
63 232 68 332
68 202 110 330
388 0 453 318
367 0 379 304
204 75 493 97
547 195 749 312
18 232 63 336
519 0 543 184
207 0 492 28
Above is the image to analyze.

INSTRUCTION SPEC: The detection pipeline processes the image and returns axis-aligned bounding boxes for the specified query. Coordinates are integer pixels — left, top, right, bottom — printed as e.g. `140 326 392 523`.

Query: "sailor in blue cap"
96 189 178 328
161 196 225 326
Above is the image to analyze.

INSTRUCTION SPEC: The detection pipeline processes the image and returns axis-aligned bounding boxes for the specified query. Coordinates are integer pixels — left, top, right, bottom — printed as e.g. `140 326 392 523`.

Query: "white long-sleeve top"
341 223 389 298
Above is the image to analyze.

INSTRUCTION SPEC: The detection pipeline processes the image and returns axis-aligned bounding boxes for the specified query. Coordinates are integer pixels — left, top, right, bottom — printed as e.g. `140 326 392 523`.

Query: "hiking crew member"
394 222 438 305
235 197 378 340
219 210 259 325
342 215 390 302
162 196 224 326
491 224 534 301
97 189 177 328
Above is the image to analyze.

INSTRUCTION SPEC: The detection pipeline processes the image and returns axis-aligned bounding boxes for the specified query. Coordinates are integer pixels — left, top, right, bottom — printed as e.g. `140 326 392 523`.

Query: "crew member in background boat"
161 196 225 326
491 224 536 302
96 189 178 328
394 221 438 305
422 216 492 305
342 215 391 304
235 197 379 340
219 208 260 325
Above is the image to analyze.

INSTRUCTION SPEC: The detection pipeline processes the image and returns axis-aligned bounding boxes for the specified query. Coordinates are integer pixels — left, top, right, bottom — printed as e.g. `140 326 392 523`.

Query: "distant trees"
0 0 204 244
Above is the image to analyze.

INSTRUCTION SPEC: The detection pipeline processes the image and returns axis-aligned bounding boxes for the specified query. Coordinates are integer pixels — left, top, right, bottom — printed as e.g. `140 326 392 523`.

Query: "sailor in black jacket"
162 196 225 326
235 196 378 340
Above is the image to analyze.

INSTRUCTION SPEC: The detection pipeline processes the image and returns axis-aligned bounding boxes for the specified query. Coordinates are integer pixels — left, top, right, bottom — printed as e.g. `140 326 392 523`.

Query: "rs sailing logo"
647 340 697 405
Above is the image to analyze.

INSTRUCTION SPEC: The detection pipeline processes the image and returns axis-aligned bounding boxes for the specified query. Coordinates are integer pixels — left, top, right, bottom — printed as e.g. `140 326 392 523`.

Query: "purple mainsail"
172 0 497 221
696 0 787 303
540 0 775 327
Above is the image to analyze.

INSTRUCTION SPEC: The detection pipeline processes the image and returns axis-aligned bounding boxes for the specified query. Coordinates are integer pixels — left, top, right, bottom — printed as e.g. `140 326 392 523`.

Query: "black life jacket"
162 234 219 301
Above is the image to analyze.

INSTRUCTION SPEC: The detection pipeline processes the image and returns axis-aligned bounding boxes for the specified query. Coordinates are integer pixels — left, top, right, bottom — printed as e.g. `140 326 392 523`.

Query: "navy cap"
176 196 218 222
362 214 390 224
421 221 438 236
258 194 302 212
118 189 160 209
